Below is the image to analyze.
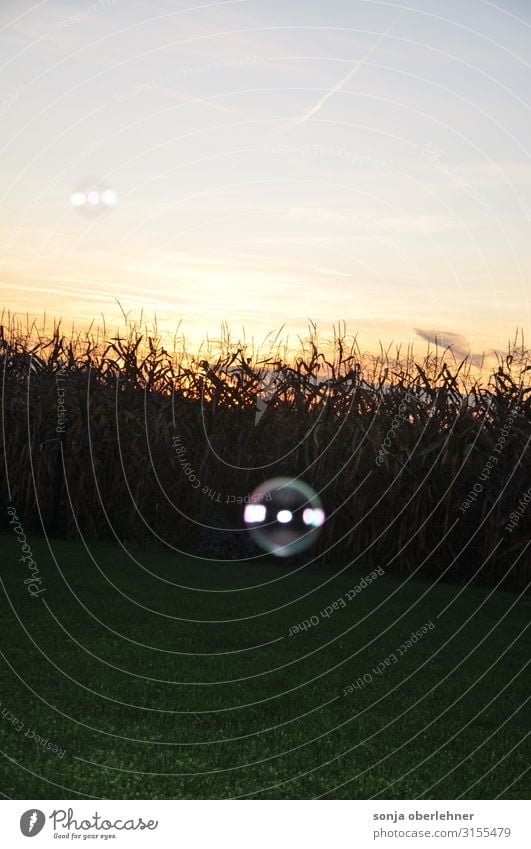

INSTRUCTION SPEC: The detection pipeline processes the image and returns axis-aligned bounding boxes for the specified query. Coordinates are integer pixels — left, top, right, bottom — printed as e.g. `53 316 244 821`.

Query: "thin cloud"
292 24 395 126
415 328 485 367
415 328 471 358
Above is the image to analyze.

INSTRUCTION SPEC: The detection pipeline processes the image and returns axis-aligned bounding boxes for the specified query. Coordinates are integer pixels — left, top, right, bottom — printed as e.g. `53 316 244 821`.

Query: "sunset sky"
1 0 530 355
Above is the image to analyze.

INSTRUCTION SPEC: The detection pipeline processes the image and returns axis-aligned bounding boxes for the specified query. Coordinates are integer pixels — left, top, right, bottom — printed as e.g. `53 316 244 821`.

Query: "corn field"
1 313 529 589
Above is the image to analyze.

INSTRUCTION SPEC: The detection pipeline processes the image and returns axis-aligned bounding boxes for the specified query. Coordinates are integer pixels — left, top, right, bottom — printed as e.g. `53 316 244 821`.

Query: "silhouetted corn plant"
1 311 529 588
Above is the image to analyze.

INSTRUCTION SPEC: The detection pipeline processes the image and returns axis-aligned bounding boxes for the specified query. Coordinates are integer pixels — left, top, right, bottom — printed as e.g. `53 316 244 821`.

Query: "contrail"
180 93 234 114
292 23 395 126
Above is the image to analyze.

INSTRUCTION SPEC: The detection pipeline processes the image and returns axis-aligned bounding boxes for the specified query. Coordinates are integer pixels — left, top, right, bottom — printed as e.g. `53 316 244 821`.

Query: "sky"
0 0 530 355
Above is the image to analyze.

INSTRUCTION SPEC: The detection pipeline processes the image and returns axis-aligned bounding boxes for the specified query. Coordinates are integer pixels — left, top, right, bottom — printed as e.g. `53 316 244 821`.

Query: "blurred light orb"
244 477 325 557
69 178 118 214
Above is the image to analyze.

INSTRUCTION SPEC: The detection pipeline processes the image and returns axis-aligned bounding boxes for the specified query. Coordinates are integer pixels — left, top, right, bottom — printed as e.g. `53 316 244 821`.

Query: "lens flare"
69 177 118 214
244 477 325 558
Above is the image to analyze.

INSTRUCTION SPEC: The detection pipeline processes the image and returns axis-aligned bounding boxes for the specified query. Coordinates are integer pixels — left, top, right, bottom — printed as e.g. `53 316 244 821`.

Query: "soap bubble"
244 477 325 557
69 177 118 214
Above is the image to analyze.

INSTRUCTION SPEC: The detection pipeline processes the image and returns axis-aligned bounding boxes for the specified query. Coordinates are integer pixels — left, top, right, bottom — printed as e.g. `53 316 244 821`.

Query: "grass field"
0 534 529 800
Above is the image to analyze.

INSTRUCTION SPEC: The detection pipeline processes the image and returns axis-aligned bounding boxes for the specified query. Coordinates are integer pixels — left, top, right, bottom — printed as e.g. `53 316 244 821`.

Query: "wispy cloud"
313 267 351 278
414 327 486 366
292 24 395 126
415 328 471 358
286 207 459 234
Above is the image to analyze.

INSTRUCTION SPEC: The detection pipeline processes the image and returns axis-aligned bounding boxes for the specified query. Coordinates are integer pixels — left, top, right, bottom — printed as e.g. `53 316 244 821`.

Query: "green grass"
0 535 529 799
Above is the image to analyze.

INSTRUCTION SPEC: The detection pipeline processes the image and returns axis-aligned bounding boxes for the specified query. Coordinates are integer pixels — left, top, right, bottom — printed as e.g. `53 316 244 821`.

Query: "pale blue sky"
1 0 530 354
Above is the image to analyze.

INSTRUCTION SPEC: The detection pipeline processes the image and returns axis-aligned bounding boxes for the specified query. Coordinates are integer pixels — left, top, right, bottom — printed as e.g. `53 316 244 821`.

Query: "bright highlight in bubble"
243 504 267 523
69 192 86 207
244 477 325 558
101 189 118 206
302 507 326 527
277 509 293 524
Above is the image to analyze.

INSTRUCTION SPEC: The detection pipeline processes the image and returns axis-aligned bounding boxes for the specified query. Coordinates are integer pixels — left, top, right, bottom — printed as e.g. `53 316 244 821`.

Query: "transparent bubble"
244 477 325 558
69 177 118 214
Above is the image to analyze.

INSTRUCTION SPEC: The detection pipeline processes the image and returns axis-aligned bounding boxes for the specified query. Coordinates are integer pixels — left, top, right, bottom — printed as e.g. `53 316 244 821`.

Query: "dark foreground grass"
0 535 529 799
